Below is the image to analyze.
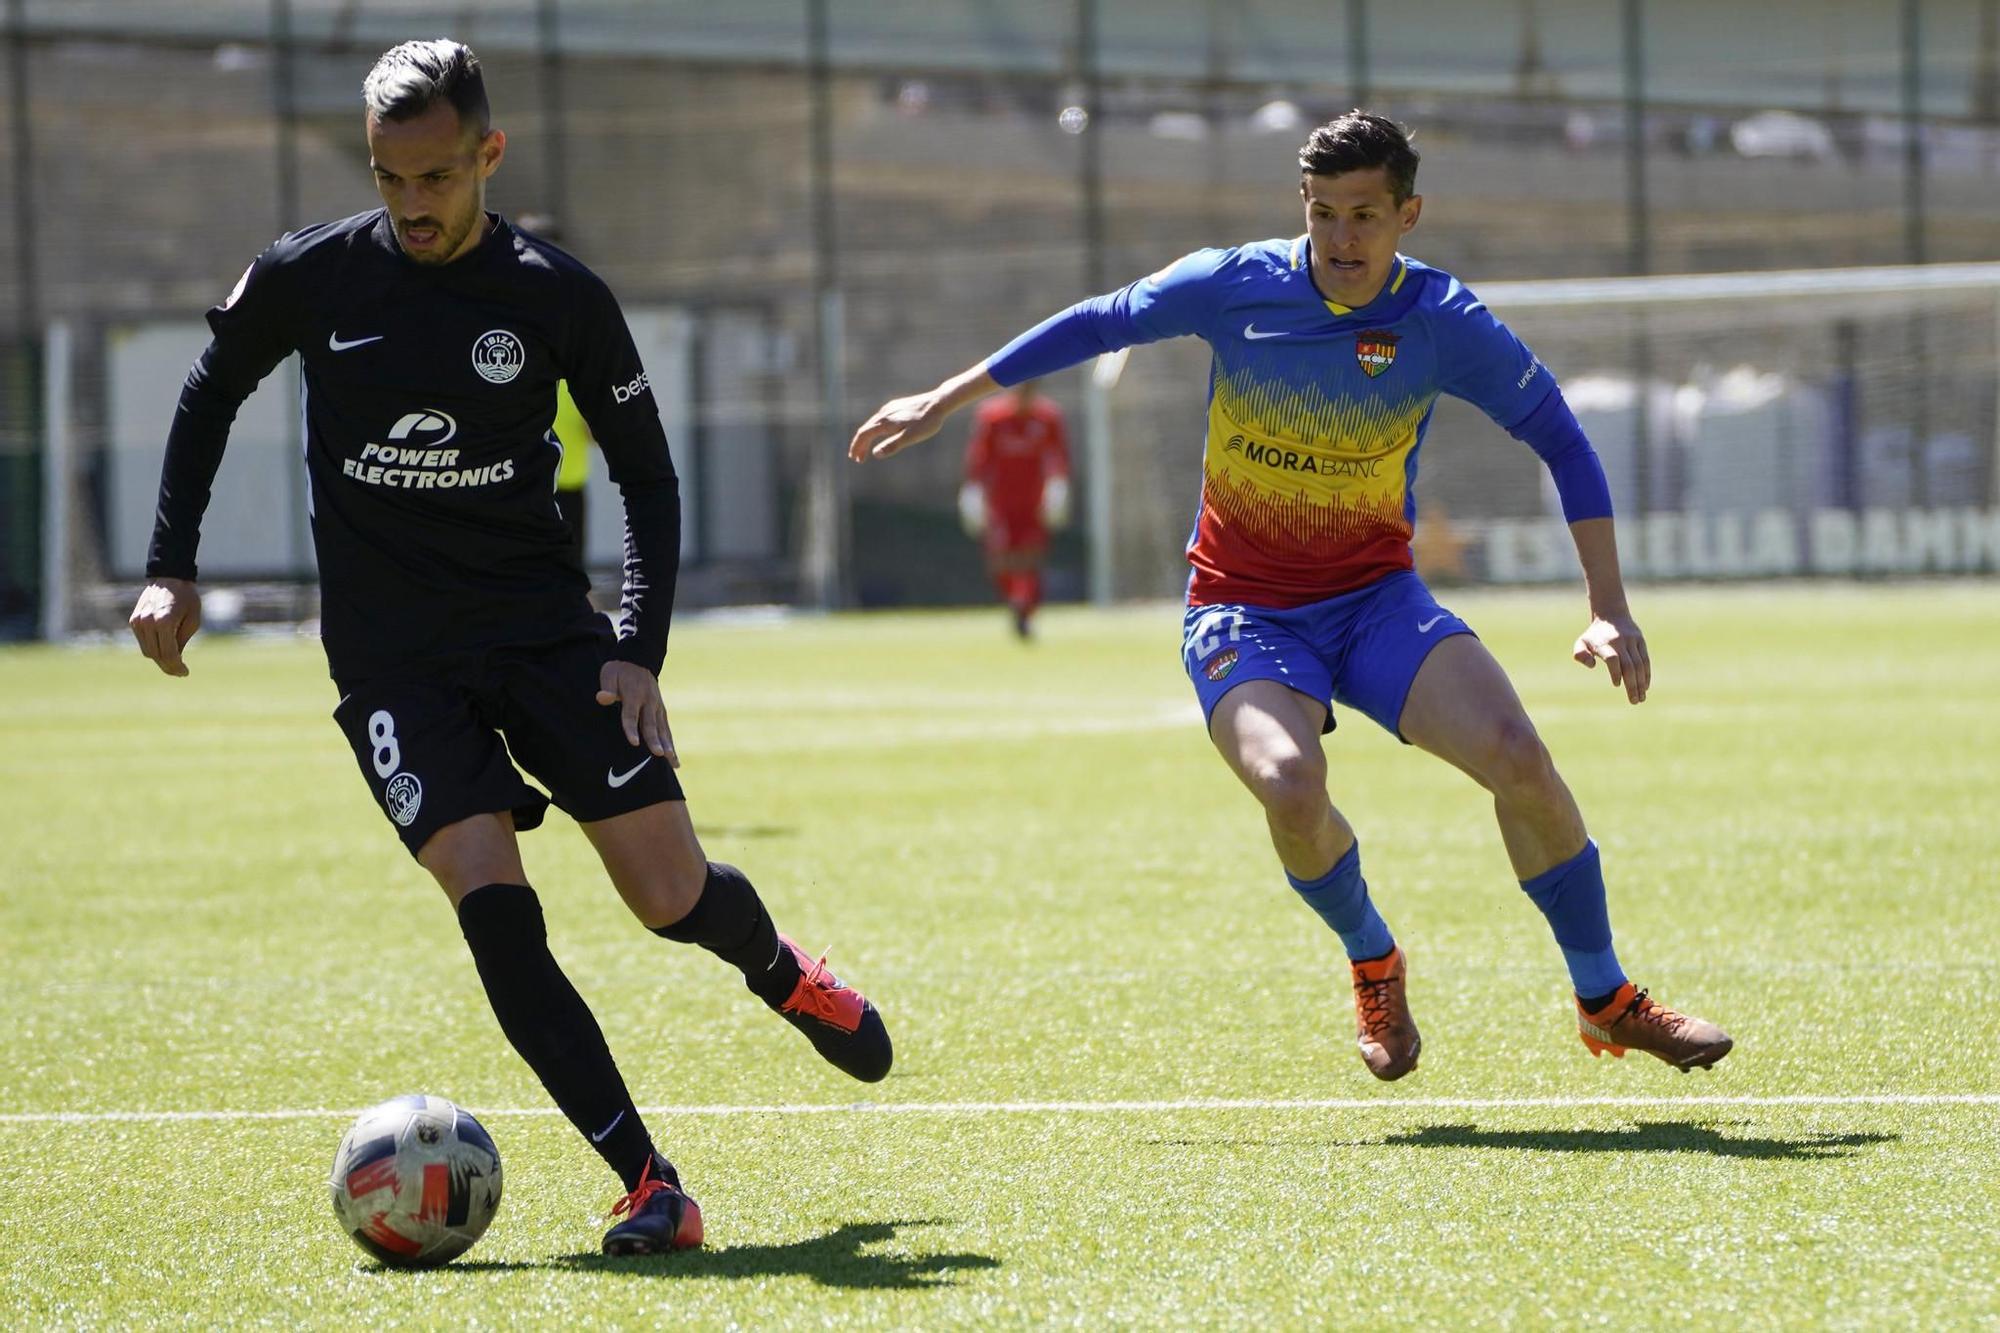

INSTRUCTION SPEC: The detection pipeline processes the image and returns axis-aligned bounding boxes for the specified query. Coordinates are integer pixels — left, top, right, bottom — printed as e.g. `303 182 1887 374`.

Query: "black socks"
653 861 800 1007
455 868 803 1191
457 883 658 1191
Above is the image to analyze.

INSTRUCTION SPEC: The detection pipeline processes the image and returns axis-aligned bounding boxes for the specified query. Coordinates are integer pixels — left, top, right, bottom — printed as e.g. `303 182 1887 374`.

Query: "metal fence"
4 0 1999 638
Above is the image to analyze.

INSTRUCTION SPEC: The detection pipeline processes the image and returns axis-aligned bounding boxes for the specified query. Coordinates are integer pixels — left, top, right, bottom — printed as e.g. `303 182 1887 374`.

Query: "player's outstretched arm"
129 577 203 678
848 365 999 463
1567 517 1650 705
852 250 1222 465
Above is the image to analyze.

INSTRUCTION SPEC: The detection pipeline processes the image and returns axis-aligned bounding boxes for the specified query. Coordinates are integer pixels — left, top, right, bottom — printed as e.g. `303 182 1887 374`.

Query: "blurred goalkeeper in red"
959 379 1071 637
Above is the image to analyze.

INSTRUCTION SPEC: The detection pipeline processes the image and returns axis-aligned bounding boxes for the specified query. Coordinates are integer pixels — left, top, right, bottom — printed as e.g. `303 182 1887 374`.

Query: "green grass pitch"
3 584 1997 1326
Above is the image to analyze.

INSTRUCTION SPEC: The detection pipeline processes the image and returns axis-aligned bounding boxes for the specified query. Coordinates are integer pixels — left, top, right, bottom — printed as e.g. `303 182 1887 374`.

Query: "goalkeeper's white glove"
957 482 986 537
1040 475 1071 529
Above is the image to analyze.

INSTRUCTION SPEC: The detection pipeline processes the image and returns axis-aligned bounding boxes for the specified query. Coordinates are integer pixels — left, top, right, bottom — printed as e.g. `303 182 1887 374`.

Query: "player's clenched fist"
129 577 202 677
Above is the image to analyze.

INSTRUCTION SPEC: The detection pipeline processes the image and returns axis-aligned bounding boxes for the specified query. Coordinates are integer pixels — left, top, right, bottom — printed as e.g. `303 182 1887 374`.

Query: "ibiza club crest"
471 329 526 384
385 772 424 827
1355 330 1399 378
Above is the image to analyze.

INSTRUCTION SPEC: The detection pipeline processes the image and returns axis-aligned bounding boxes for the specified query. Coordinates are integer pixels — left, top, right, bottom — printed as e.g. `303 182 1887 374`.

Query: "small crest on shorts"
1204 648 1240 682
1355 330 1399 378
385 772 424 827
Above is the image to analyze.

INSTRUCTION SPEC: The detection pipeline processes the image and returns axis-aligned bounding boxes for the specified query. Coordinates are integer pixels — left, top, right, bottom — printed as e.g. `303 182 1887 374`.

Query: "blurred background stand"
6 0 2000 641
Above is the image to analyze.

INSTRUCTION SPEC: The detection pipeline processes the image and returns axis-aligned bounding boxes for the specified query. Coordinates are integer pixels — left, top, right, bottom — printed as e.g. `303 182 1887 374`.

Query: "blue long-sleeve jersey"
988 239 1610 607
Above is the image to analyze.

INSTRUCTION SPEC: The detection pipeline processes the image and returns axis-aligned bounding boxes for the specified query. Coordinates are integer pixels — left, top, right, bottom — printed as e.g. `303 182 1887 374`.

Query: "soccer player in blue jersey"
849 112 1730 1078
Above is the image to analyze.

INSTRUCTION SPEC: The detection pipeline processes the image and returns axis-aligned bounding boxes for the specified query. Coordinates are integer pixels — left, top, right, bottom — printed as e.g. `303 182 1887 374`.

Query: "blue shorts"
1179 571 1475 740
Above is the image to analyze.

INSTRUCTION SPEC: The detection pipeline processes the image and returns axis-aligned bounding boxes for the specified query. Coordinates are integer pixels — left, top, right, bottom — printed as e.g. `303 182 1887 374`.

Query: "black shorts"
331 628 686 857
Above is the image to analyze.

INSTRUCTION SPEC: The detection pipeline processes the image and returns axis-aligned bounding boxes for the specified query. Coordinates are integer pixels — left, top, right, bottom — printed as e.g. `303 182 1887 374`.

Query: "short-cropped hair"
1298 111 1418 201
363 39 490 136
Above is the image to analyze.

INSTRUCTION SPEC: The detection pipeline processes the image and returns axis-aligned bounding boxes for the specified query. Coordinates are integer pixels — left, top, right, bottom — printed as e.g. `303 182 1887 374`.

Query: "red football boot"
602 1157 703 1256
773 936 893 1083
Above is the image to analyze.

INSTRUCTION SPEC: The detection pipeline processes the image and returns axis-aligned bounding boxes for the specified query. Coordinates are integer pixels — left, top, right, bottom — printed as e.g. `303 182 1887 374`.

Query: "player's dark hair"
363 39 490 137
1298 111 1419 201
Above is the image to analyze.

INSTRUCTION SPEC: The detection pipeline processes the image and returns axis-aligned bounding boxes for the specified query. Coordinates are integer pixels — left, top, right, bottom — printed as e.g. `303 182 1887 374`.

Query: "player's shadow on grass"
694 822 795 840
443 1219 997 1289
1378 1121 1897 1160
1150 1122 1896 1161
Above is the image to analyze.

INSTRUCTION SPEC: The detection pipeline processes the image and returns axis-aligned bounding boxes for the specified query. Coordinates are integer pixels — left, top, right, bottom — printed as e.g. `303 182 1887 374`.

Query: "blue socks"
1518 839 1626 1000
1287 842 1395 962
1285 835 1625 998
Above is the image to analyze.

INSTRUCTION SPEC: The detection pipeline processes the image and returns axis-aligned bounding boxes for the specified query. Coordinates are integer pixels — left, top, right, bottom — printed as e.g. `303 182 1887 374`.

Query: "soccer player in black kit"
128 39 891 1257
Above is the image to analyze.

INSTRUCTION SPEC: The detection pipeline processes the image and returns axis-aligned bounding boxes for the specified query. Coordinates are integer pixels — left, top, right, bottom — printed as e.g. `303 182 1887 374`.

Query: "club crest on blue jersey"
1355 330 1399 378
1203 648 1239 681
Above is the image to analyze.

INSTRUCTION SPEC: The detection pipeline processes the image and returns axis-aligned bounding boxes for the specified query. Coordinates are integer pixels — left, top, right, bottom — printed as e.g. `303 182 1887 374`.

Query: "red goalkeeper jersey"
965 397 1070 522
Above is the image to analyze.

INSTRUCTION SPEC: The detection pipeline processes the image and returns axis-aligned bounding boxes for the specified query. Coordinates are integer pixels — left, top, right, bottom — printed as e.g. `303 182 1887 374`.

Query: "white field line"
3 1093 1997 1126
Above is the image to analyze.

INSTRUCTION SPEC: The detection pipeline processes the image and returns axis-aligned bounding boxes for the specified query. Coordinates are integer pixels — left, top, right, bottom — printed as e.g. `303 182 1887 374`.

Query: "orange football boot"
1350 947 1421 1081
1577 982 1733 1071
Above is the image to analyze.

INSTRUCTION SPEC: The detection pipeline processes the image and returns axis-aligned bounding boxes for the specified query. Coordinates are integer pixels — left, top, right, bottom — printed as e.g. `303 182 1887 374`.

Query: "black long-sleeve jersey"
146 208 679 681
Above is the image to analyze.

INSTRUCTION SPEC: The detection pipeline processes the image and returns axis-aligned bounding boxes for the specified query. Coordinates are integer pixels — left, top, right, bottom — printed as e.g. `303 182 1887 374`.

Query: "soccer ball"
328 1094 503 1267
